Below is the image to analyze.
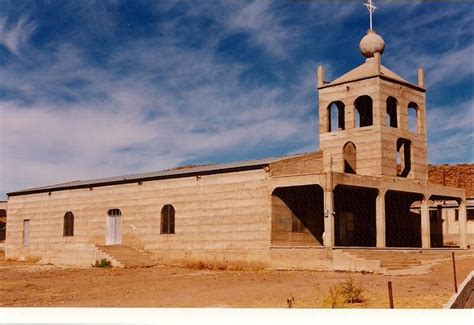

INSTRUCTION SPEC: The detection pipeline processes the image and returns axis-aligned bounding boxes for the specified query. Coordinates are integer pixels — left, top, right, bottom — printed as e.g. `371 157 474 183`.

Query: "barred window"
161 205 175 234
63 211 74 237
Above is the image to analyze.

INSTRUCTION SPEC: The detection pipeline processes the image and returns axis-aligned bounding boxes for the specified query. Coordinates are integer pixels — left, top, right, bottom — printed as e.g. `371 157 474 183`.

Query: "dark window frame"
467 209 474 221
161 204 175 234
63 211 74 237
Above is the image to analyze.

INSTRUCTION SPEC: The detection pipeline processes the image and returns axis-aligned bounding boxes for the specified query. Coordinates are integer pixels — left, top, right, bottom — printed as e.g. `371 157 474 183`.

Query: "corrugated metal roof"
8 153 308 196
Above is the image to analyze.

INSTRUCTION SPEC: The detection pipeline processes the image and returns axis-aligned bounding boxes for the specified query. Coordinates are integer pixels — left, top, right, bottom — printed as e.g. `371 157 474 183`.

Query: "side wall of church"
5 169 272 267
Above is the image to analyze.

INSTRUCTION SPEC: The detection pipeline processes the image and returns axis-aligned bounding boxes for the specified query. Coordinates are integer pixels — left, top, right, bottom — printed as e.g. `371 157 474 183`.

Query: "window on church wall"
343 141 357 174
63 211 74 237
408 102 418 132
467 209 474 221
327 101 345 132
396 138 411 177
161 204 175 234
386 96 398 128
354 95 373 127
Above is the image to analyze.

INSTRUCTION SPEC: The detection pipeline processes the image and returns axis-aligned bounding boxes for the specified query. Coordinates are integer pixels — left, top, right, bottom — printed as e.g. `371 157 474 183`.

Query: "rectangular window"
467 209 474 221
23 219 30 246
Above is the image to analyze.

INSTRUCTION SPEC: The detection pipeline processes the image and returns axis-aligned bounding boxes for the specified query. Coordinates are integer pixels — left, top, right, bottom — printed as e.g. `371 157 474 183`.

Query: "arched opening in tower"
408 102 419 133
342 141 357 174
386 96 398 128
354 95 373 127
327 101 345 132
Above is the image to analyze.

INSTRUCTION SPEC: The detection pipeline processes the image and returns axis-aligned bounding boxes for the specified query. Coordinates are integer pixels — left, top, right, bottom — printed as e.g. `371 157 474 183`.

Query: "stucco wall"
5 169 272 267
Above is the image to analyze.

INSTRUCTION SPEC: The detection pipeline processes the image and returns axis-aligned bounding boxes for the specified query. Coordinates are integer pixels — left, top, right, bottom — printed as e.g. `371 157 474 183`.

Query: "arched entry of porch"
271 185 324 247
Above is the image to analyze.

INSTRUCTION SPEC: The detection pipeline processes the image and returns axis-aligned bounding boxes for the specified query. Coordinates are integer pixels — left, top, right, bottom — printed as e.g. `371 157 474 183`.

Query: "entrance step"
340 249 469 274
96 245 158 268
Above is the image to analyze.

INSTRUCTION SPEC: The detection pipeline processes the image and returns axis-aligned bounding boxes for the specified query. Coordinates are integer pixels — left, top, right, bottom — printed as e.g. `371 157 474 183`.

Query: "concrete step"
340 249 459 273
96 245 158 268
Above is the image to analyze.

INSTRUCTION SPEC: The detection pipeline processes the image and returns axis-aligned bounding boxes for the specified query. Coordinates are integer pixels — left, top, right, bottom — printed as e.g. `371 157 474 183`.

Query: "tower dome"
359 29 385 58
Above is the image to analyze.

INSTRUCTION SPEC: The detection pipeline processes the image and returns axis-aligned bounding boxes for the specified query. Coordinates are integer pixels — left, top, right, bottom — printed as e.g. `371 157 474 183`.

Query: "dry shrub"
339 277 364 304
323 277 365 308
92 258 112 268
184 260 252 271
322 286 345 308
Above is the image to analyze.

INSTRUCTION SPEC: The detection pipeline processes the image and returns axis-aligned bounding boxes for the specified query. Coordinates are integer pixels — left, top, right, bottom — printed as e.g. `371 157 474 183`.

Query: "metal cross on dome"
364 0 377 30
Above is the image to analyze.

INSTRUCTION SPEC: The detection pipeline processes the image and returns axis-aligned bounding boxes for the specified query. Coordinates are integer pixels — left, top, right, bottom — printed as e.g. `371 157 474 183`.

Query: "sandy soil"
0 252 472 308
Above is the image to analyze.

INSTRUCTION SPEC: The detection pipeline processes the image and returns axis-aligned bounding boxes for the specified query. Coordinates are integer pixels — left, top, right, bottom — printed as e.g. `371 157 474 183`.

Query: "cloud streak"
0 16 37 56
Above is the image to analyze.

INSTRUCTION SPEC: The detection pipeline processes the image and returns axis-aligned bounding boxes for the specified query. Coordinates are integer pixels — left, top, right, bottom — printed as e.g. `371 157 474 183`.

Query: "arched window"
161 205 175 234
386 96 398 128
396 138 411 177
327 101 345 132
63 211 74 237
408 102 418 132
354 95 373 128
343 141 357 174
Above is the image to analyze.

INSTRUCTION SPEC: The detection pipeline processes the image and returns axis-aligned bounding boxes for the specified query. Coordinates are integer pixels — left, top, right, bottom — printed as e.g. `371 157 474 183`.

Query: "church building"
4 11 472 271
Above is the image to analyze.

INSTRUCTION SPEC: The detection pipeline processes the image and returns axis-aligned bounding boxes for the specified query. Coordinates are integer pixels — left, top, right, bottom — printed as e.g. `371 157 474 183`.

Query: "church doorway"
106 209 122 245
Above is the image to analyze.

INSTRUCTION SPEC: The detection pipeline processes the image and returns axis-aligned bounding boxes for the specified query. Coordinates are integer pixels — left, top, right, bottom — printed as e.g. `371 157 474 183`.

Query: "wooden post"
388 281 394 309
452 252 458 293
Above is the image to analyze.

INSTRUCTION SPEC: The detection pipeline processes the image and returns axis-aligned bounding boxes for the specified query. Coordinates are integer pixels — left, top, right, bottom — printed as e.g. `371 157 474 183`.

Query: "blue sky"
0 0 473 198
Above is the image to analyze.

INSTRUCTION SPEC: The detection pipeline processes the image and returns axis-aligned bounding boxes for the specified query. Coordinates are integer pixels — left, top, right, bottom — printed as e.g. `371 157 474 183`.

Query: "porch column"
458 199 467 249
376 189 386 248
421 198 431 248
324 172 335 247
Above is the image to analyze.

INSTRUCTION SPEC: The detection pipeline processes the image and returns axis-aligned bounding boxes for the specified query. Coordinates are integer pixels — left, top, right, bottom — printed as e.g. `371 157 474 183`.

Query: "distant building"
0 201 7 243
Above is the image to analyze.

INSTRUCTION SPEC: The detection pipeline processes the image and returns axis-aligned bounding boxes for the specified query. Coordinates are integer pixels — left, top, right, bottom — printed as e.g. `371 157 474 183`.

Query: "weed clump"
339 277 364 304
93 258 112 268
322 286 345 308
322 277 365 308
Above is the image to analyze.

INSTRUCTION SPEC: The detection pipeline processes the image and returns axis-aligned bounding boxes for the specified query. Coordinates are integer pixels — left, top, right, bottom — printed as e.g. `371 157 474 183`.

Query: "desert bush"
322 286 345 308
322 278 365 307
339 277 364 304
93 258 112 268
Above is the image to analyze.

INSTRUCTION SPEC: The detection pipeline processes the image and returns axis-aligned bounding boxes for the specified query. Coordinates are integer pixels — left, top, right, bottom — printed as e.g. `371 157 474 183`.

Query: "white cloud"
0 16 37 55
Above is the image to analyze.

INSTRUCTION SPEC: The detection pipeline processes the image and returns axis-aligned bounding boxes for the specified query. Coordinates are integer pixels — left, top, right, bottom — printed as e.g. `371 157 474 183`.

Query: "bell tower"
317 1 428 182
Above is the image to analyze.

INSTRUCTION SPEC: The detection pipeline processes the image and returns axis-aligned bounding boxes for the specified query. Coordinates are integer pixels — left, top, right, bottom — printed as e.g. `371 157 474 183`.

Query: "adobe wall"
5 169 272 267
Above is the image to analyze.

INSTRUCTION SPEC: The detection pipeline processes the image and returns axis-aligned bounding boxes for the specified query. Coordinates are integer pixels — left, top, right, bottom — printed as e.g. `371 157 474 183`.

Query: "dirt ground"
0 252 472 308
